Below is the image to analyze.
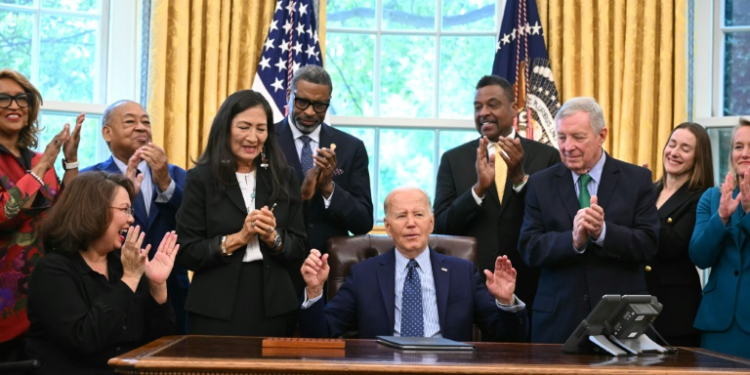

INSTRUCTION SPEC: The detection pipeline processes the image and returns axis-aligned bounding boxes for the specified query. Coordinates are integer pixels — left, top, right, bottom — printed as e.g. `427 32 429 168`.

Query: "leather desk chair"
325 234 481 341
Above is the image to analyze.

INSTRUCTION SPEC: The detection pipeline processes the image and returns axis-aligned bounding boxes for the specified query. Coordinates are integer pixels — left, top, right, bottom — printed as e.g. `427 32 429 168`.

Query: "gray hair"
290 65 332 95
383 186 433 217
101 99 135 127
555 97 606 134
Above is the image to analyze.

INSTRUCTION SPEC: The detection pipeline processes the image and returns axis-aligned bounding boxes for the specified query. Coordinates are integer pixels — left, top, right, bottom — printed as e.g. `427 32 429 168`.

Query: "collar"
395 246 431 272
0 143 35 169
111 155 148 175
289 117 322 143
572 149 606 184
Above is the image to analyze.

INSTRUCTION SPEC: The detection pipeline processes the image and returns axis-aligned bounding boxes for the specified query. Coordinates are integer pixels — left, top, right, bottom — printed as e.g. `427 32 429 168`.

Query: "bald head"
101 100 153 163
384 186 432 218
383 187 434 257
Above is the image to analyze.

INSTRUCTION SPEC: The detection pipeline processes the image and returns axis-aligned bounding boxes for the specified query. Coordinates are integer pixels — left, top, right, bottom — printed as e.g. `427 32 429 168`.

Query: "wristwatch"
272 233 283 249
62 158 79 170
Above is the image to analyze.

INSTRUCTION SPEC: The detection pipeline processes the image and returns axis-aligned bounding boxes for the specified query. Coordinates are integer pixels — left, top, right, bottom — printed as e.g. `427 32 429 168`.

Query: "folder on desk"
376 336 475 351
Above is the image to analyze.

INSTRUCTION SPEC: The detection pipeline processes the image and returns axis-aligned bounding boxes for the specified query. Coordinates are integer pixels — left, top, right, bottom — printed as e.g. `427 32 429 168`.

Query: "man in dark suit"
518 97 659 343
275 65 373 253
298 187 527 342
434 75 559 312
82 100 189 334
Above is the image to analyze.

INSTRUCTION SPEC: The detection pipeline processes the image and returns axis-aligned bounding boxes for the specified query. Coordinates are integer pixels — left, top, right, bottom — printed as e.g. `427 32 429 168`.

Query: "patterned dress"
0 146 60 346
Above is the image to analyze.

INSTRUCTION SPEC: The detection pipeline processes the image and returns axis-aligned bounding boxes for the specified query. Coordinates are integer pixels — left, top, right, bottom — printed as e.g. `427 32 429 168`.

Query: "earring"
260 148 269 169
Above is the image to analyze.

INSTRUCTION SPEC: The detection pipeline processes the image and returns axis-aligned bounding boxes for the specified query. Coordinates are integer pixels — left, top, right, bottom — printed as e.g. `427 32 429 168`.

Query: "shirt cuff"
323 183 335 208
155 179 176 203
496 294 525 313
471 187 484 206
301 288 324 309
512 175 529 192
594 222 606 246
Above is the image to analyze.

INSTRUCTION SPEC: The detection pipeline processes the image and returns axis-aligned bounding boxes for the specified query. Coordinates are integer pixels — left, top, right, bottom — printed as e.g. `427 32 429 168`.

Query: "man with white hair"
518 97 659 343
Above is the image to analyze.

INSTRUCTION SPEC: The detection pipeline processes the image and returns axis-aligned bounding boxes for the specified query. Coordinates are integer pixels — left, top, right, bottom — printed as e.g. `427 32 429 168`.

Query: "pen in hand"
270 203 277 212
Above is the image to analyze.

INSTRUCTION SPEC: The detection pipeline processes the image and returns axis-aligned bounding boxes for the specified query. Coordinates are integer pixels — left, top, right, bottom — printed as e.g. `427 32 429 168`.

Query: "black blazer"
433 136 560 308
519 154 659 343
646 182 704 339
175 164 307 321
275 119 374 252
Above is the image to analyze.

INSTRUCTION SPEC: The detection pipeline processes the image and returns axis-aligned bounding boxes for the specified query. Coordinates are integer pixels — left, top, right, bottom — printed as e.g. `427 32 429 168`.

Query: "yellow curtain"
536 0 688 177
147 0 276 169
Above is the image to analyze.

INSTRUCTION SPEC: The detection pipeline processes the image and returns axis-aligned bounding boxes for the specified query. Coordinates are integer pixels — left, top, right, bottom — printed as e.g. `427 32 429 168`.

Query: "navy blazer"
518 154 659 343
690 187 750 334
82 157 189 289
299 248 528 342
275 119 373 252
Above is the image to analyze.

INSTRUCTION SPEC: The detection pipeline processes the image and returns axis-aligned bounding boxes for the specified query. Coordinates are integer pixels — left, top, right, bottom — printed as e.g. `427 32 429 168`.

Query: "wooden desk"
109 336 750 375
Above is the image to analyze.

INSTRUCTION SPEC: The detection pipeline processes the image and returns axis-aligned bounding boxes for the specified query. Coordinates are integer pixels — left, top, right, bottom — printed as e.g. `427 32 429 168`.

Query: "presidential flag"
492 0 560 146
252 0 323 122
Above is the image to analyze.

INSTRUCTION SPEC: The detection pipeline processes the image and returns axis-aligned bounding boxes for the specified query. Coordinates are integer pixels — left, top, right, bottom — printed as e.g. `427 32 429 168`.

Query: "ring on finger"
251 221 255 228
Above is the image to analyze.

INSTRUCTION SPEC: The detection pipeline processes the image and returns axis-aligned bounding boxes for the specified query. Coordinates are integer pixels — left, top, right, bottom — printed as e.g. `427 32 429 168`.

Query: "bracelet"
27 170 44 186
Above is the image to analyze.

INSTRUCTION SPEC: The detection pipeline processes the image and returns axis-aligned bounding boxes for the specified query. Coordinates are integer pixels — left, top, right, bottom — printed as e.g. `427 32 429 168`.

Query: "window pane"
39 14 98 103
335 126 375 206
0 0 33 6
36 112 102 178
382 0 436 30
380 35 434 117
441 0 495 31
41 0 99 12
439 36 495 118
439 129 477 156
707 127 733 185
326 0 375 29
0 10 33 77
723 32 750 116
377 129 435 220
725 0 750 26
327 33 375 116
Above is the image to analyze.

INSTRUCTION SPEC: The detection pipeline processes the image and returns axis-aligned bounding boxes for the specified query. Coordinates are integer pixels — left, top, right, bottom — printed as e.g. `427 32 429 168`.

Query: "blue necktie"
300 135 314 175
401 259 424 337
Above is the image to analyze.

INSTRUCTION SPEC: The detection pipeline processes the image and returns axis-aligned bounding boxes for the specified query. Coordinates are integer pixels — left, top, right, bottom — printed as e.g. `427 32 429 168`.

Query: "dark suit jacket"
433 136 560 308
690 187 750 334
275 119 373 252
82 157 189 333
299 248 528 342
518 154 659 343
175 164 307 321
645 182 704 341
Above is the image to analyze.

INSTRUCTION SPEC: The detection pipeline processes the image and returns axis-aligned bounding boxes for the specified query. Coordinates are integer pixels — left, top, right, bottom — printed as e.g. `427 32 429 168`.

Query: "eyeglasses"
111 206 134 217
293 92 330 113
0 93 30 109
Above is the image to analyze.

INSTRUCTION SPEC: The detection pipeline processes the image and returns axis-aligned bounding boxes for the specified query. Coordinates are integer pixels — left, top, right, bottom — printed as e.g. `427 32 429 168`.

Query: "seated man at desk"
299 186 528 342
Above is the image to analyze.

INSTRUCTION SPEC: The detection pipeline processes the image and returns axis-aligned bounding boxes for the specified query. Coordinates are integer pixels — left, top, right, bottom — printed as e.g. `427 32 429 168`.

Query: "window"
0 0 139 177
718 0 750 116
326 0 501 224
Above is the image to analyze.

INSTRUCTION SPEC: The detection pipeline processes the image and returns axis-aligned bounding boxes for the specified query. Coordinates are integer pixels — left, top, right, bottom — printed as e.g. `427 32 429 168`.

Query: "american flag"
492 0 560 146
251 0 323 122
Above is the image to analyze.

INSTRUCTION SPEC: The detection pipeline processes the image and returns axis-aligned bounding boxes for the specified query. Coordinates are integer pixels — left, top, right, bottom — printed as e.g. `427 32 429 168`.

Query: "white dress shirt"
112 157 175 216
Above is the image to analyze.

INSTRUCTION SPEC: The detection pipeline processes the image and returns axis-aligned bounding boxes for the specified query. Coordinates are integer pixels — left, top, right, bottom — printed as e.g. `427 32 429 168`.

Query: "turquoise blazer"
689 187 750 333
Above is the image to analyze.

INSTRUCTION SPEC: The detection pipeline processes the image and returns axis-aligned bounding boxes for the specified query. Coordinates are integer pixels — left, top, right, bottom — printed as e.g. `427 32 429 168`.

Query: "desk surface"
109 336 750 375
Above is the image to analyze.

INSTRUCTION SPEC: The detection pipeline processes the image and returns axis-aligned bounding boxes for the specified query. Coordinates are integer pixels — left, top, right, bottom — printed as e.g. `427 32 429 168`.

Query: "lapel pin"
441 267 448 272
330 143 337 151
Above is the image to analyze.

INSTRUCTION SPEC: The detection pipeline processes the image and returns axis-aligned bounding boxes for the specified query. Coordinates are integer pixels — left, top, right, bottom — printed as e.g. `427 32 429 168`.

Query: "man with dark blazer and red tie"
433 75 559 315
81 100 189 334
275 66 373 292
298 187 527 341
518 97 659 343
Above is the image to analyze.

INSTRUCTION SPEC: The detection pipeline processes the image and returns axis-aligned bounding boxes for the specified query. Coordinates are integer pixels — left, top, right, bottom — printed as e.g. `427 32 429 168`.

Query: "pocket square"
333 168 344 176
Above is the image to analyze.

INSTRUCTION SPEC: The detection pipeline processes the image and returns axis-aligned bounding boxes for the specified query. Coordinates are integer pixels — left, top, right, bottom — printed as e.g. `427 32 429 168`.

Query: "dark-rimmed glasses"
0 93 30 109
111 206 135 217
293 92 330 113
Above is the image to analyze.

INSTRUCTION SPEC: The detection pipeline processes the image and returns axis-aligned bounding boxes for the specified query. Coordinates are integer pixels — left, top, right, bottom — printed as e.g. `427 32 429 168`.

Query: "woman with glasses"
645 122 714 348
0 69 83 363
176 90 306 336
690 118 750 358
26 172 179 374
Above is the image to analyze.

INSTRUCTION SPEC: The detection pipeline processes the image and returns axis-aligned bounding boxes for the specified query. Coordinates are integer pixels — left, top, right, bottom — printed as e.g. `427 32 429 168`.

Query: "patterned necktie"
494 146 508 202
401 259 424 337
578 174 592 208
300 135 314 174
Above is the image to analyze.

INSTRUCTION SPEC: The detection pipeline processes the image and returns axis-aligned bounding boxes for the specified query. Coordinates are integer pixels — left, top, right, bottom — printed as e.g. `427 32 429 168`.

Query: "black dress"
26 251 175 375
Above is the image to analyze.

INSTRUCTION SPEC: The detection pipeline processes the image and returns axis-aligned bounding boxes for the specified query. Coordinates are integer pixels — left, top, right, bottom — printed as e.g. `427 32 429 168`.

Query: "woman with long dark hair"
176 90 306 336
646 122 714 347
